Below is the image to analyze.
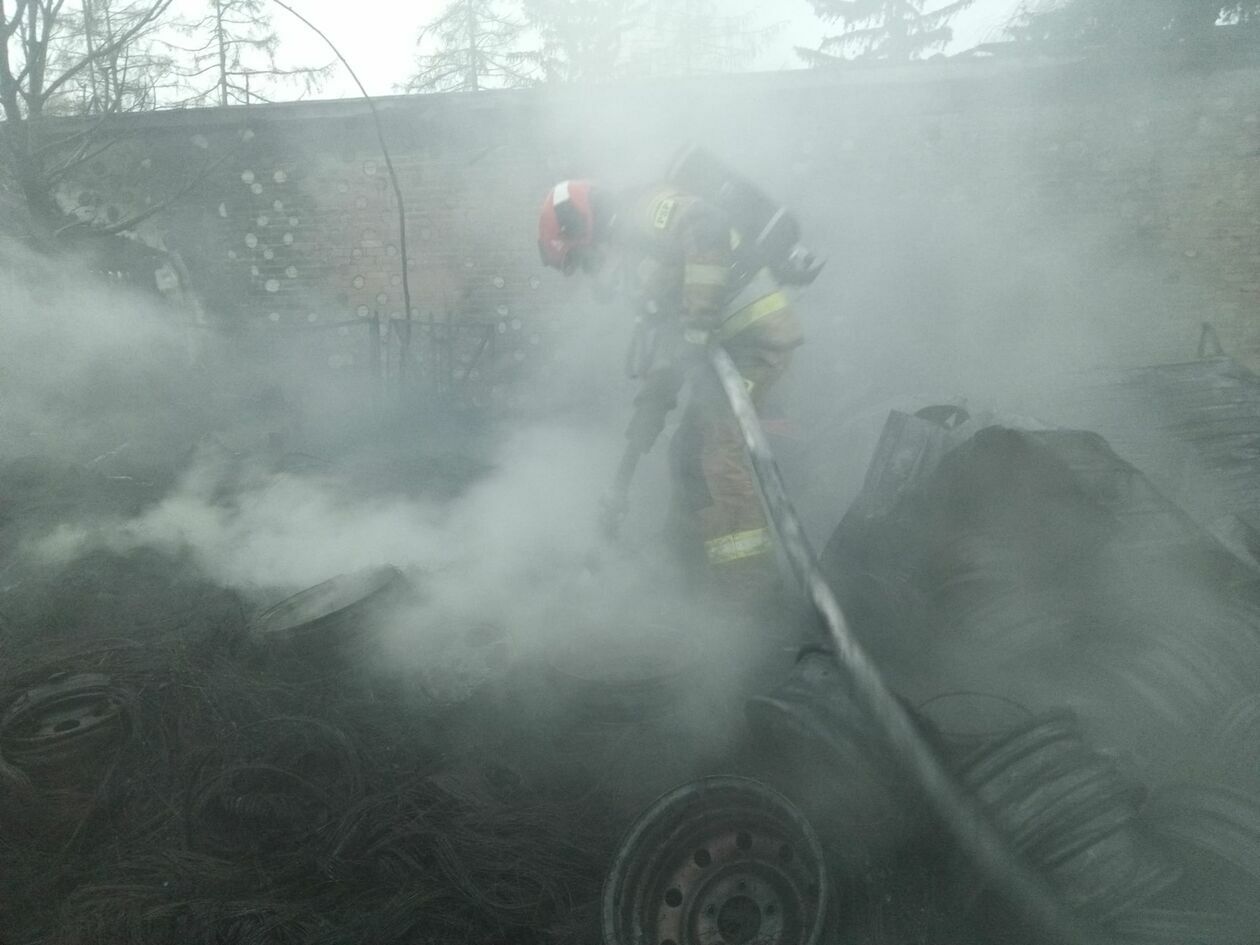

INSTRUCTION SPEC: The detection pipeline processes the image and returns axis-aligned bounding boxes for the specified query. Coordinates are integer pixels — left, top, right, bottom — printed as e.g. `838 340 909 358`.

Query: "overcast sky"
272 0 1027 100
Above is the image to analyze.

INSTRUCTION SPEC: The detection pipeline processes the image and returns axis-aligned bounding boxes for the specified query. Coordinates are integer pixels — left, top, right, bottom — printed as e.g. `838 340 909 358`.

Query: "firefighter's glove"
598 489 629 541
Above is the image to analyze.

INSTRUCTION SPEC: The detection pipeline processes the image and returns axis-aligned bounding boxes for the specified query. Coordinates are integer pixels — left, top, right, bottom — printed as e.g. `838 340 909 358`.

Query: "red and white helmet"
538 179 597 273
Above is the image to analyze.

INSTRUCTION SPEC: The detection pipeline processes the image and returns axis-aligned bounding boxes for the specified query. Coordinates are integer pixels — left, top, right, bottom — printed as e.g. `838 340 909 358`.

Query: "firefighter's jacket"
613 184 804 455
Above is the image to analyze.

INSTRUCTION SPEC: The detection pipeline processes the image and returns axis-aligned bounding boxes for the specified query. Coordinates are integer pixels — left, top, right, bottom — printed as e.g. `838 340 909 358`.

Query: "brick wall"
63 58 1260 413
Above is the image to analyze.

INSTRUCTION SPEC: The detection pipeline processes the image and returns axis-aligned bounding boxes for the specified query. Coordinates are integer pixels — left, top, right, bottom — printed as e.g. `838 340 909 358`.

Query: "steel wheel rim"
602 776 830 945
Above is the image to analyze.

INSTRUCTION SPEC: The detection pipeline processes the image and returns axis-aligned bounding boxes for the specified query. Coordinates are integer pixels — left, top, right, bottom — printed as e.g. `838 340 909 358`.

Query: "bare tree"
404 0 531 93
0 0 253 245
172 0 330 107
800 0 973 63
53 0 177 114
2 0 170 236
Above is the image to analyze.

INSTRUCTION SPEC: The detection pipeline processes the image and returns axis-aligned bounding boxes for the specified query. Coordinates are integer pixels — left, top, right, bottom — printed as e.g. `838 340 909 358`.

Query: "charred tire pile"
951 712 1180 924
823 427 1260 734
743 655 1202 942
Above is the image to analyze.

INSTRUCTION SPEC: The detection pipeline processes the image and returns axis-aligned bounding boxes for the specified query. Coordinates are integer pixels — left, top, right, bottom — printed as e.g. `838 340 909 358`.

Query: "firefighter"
538 178 804 598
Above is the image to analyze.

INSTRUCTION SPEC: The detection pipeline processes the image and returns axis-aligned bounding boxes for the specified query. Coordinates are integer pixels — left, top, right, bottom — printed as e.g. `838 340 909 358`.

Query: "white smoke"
35 423 609 601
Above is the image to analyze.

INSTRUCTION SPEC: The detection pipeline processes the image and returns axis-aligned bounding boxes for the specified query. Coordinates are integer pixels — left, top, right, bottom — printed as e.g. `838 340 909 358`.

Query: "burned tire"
602 776 831 945
954 712 1180 922
744 651 922 851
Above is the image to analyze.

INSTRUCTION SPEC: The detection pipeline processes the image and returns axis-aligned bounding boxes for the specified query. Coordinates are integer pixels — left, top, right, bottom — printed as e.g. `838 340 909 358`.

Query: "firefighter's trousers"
667 343 793 597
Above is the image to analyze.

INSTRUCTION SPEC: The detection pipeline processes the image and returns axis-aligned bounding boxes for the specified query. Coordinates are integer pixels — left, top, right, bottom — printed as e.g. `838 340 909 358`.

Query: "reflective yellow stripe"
714 291 789 343
705 528 774 565
684 263 729 287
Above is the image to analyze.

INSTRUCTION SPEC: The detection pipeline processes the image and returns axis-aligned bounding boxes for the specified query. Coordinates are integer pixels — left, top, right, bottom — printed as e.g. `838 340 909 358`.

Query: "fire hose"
706 345 1115 945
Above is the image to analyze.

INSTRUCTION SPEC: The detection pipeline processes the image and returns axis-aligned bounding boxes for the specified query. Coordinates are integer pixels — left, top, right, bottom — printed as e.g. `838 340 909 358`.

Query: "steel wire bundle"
45 849 342 945
183 716 366 859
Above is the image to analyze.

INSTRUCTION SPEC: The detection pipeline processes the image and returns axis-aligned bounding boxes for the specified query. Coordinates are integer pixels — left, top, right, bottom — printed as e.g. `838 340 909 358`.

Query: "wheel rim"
603 776 830 945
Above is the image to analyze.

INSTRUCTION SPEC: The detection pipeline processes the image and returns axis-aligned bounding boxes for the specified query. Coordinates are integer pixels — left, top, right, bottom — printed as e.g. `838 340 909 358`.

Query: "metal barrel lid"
247 565 409 652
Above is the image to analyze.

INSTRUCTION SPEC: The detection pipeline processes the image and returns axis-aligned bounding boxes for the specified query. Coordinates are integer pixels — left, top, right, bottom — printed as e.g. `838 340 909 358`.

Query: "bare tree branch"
44 129 114 181
42 0 173 101
1 0 33 40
